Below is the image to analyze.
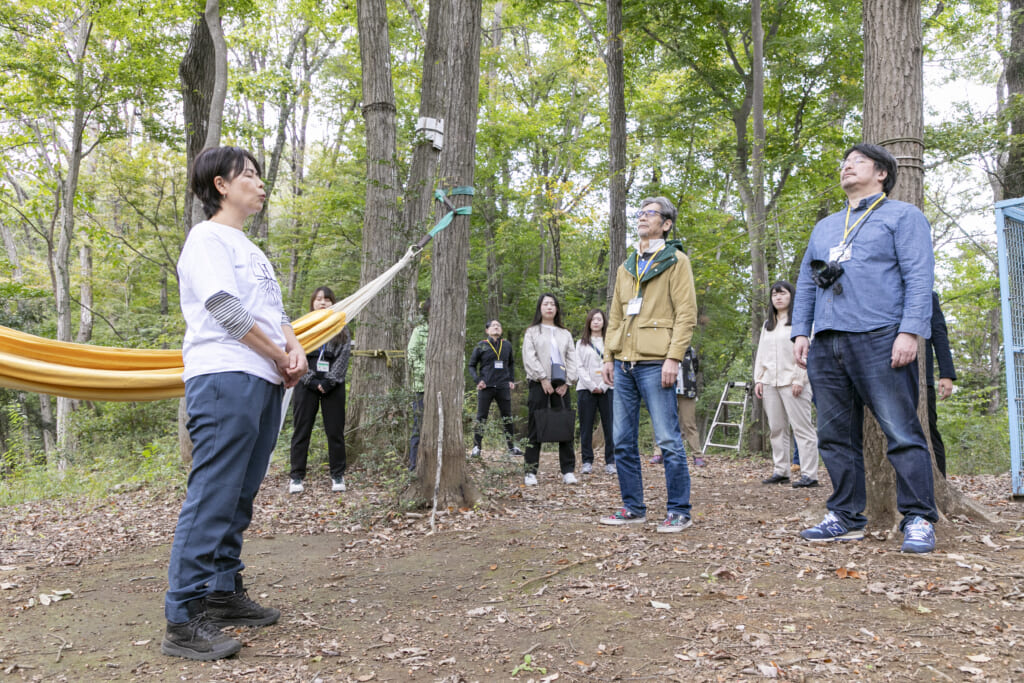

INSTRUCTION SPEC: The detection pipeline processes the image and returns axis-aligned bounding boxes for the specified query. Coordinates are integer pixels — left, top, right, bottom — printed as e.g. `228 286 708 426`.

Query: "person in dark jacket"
926 291 957 477
468 319 522 457
289 286 352 493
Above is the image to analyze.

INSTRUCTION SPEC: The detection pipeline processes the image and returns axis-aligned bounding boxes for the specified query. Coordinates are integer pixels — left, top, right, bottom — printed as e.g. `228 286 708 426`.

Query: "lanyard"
486 338 504 360
842 193 886 245
633 244 665 297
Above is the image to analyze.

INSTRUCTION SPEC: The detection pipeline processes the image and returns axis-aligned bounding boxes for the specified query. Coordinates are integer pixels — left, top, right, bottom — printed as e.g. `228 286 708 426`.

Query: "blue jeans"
578 389 613 465
166 372 283 622
612 361 691 517
807 326 937 532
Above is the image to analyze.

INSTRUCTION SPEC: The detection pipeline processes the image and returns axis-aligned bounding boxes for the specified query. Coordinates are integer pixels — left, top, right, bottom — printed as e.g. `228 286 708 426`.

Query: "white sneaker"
332 477 346 492
581 462 593 475
604 464 617 475
562 472 578 485
524 473 538 486
288 479 304 494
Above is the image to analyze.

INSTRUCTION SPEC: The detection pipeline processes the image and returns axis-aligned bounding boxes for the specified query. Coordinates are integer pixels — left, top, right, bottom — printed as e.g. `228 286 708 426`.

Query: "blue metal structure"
994 198 1024 497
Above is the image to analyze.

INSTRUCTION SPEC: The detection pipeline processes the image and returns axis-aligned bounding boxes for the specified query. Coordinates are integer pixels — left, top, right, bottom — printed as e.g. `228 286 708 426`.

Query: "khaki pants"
653 395 703 458
762 384 818 480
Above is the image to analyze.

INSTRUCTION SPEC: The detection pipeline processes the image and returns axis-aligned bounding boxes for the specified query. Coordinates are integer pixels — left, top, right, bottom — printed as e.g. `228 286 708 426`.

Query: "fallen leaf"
757 662 780 677
650 600 671 610
959 666 984 675
967 654 991 663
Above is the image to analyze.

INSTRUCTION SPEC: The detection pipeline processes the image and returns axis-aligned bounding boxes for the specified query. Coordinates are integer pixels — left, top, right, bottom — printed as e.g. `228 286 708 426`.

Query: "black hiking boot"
205 589 280 627
161 613 242 661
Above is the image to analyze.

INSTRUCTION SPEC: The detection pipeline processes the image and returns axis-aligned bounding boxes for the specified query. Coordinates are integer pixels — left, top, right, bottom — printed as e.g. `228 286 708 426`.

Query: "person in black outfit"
926 291 956 477
468 319 522 457
289 286 352 493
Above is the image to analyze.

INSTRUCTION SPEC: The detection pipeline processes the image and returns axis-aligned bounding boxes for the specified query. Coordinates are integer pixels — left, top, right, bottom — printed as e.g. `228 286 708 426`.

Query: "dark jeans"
166 372 282 622
578 389 613 465
409 392 424 470
474 386 515 449
807 326 937 532
926 384 946 477
289 382 347 481
524 381 575 475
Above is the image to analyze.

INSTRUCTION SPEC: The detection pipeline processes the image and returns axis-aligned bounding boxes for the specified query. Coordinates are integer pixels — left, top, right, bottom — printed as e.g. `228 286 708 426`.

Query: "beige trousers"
761 384 818 480
652 395 703 458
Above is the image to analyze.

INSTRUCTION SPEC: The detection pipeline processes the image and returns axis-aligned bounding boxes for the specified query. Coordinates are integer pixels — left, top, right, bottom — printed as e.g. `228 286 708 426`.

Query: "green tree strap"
415 186 475 249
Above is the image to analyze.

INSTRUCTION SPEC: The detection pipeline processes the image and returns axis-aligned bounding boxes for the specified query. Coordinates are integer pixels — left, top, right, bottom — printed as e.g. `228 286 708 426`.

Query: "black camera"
809 259 844 290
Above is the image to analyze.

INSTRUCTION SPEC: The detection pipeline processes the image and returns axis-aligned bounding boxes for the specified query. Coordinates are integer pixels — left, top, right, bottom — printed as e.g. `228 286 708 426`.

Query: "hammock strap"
414 186 475 250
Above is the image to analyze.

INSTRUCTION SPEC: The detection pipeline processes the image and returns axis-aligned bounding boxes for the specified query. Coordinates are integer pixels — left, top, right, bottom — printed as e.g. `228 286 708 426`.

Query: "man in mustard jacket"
598 196 698 533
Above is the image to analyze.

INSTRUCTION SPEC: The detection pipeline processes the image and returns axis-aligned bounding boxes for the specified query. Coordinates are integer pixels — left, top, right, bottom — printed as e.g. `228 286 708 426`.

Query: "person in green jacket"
406 298 430 470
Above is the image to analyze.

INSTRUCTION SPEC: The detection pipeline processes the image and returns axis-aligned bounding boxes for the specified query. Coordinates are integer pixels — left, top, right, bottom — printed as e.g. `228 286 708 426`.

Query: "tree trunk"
347 0 408 458
748 0 769 454
862 0 992 527
76 243 93 344
179 16 215 232
605 0 627 308
178 0 227 465
53 16 93 466
1004 0 1024 198
414 0 483 508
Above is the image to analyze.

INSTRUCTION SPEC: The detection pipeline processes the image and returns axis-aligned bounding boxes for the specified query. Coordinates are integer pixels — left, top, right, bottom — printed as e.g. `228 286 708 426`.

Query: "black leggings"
289 383 347 480
524 381 575 475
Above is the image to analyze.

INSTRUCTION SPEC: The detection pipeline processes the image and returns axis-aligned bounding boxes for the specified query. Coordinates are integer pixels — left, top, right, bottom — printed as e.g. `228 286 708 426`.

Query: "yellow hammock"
0 245 419 402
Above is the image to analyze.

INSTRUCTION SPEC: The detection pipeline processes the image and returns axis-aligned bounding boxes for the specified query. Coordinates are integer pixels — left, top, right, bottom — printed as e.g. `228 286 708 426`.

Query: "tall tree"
606 0 627 307
861 0 989 526
415 0 483 507
1005 0 1024 198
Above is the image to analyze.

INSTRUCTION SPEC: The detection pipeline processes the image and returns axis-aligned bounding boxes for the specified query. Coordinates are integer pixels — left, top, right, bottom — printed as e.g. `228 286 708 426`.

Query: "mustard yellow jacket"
604 241 697 363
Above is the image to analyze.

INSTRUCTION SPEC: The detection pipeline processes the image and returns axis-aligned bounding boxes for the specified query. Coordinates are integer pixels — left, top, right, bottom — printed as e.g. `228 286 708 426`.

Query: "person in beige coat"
754 280 819 487
521 293 578 486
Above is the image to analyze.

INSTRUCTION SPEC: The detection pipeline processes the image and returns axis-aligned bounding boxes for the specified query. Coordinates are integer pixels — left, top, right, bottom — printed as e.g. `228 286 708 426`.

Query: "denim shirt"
791 193 933 340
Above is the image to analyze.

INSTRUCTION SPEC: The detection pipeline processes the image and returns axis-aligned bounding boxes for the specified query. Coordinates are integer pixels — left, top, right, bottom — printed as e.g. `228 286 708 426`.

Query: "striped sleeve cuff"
204 291 256 340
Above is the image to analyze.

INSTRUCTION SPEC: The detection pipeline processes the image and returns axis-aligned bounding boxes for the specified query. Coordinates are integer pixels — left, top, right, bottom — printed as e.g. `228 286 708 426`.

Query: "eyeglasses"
838 156 872 172
634 209 664 220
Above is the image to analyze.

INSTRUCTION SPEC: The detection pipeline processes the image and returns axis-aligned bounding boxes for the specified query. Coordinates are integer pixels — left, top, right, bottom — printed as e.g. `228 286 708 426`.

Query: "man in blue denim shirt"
792 143 938 553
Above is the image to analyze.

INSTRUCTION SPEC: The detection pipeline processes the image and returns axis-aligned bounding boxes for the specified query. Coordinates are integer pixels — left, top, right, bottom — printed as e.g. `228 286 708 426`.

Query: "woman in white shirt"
163 146 307 661
575 309 614 475
754 280 819 488
521 293 578 486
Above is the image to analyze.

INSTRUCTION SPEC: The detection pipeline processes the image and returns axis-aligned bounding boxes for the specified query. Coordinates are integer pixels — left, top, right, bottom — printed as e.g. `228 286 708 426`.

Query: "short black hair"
191 146 262 219
844 143 898 195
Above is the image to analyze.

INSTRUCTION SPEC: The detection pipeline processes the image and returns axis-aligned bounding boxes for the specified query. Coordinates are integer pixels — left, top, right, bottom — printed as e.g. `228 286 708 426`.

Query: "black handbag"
535 395 575 443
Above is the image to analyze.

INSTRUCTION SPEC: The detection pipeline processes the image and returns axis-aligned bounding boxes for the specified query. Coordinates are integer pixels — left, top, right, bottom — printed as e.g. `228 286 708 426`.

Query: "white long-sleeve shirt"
754 321 808 388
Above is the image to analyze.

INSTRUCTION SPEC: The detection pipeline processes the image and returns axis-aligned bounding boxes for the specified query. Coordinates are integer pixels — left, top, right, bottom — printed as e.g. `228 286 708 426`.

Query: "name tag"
317 359 330 373
829 244 852 263
494 360 504 369
626 297 643 316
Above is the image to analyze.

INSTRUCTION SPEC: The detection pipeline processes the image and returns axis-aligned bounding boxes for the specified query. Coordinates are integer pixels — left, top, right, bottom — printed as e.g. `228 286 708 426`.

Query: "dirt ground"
2 450 1024 682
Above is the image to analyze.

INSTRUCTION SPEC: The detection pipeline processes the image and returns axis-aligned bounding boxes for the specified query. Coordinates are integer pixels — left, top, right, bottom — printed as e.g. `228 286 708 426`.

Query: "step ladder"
703 381 749 452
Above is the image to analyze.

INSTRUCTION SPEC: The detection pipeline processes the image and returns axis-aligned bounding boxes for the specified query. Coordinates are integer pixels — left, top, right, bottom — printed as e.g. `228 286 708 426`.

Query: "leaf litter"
0 454 1022 680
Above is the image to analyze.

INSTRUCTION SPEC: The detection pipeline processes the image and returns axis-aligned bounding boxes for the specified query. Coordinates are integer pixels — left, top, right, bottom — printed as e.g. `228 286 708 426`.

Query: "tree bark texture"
748 0 769 455
348 0 408 458
862 0 991 526
179 16 215 233
1004 0 1024 199
606 0 627 310
399 0 448 327
415 0 483 508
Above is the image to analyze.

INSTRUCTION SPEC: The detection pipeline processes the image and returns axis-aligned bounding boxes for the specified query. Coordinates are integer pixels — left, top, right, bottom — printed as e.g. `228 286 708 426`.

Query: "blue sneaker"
901 516 935 553
800 512 864 542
